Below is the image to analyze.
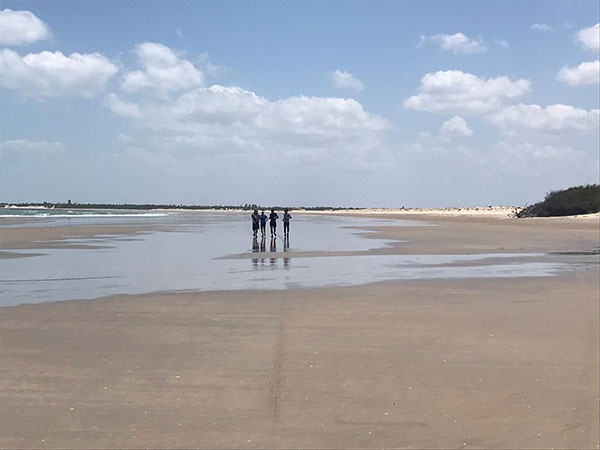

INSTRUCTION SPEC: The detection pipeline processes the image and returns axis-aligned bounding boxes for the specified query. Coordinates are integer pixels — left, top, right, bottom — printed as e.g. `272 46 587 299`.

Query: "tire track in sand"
267 297 287 419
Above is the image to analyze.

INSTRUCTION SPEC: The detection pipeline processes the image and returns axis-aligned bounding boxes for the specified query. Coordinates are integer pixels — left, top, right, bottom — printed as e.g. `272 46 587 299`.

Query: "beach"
0 211 598 448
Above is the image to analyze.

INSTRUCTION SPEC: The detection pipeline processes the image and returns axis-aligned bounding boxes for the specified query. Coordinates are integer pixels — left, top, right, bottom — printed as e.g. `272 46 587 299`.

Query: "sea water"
0 210 585 306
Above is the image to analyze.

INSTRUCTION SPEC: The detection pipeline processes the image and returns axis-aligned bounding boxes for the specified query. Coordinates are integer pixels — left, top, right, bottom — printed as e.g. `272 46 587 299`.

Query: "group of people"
251 208 291 238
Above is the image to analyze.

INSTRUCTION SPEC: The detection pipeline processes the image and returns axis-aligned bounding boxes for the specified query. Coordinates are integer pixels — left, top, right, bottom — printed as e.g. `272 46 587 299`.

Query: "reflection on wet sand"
252 237 259 267
270 237 277 265
260 236 266 265
284 235 290 268
251 235 292 269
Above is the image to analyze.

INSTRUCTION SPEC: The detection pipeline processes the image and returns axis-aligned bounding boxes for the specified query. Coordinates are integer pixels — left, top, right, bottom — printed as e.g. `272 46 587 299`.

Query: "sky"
0 0 598 207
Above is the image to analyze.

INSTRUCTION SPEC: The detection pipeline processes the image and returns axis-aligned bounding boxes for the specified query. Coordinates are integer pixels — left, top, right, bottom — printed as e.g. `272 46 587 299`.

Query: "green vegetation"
514 184 600 218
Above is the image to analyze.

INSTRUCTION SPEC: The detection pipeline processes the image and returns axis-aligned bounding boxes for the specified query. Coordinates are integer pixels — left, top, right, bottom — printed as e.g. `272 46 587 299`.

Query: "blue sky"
1 1 598 207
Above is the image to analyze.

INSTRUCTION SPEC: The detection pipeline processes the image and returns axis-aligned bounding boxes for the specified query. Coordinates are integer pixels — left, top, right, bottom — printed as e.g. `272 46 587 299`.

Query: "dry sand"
0 213 598 449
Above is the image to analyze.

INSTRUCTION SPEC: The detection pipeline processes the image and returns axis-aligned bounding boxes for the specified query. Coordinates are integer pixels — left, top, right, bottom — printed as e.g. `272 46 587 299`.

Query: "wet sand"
0 214 598 448
0 224 158 254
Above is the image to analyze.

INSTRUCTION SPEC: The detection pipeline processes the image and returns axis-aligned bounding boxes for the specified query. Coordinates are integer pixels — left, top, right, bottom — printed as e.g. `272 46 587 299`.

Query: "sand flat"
0 214 598 448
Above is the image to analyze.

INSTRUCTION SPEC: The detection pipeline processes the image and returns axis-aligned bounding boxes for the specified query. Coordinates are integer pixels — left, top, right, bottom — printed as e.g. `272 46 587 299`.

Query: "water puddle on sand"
0 213 589 306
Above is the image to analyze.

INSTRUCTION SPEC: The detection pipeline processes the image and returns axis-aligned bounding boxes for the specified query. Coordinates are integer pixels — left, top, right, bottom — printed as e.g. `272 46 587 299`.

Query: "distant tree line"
513 184 600 218
0 201 364 212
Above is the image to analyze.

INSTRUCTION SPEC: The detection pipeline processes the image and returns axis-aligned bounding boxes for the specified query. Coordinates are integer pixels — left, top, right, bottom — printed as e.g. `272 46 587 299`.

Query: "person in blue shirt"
268 209 279 237
283 209 292 236
260 210 267 236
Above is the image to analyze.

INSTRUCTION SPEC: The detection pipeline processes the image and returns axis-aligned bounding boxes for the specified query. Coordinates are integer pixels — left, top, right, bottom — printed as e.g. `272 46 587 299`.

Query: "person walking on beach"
283 209 292 236
260 210 267 236
251 209 260 238
269 209 279 237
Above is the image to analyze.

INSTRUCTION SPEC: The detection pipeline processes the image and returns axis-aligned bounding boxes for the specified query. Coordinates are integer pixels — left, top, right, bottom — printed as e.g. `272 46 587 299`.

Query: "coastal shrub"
514 184 600 217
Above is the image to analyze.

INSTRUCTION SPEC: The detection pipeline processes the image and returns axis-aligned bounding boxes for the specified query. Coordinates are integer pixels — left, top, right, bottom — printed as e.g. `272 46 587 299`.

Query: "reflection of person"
251 236 259 267
283 209 292 236
260 234 266 265
269 209 279 237
260 210 267 236
270 236 277 265
251 209 260 238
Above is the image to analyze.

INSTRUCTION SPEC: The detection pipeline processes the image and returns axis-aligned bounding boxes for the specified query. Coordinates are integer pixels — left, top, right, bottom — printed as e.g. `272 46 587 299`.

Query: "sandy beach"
0 212 598 449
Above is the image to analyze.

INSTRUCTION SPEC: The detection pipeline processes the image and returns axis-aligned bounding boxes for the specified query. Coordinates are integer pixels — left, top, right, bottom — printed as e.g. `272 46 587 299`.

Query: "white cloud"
440 116 473 136
576 23 599 50
496 39 509 49
104 93 142 118
121 42 204 95
0 139 66 158
487 103 600 135
106 83 389 165
0 49 118 97
331 70 364 90
419 32 487 54
530 23 554 31
0 9 50 46
404 70 531 114
557 60 600 85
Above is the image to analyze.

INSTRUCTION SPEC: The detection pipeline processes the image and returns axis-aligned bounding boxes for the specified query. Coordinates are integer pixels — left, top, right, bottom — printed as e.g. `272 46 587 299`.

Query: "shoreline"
4 204 599 219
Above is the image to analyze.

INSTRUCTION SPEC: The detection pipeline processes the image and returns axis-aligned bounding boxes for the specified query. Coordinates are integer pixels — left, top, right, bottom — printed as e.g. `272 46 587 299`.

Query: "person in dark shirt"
251 209 260 238
260 210 267 236
283 209 292 236
269 209 279 237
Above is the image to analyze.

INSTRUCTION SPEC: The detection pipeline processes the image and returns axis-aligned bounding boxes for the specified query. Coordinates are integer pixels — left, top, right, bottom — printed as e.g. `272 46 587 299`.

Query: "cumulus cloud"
419 32 487 54
487 103 600 135
0 49 118 97
110 84 387 140
557 60 600 85
576 23 599 50
105 78 389 168
0 9 50 46
121 42 204 95
331 70 364 90
496 39 509 48
530 23 553 31
440 116 473 136
404 70 531 114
